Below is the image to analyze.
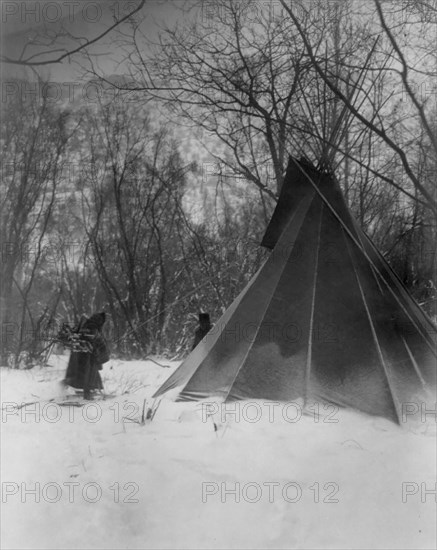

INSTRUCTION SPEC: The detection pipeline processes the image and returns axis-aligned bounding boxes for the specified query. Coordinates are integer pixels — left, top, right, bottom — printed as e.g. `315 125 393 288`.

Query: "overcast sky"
1 0 182 81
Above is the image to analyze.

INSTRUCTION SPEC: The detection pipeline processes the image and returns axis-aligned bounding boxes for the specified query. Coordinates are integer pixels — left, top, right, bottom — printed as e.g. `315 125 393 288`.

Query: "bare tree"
100 1 413 210
280 0 437 214
107 0 326 196
74 95 192 354
0 82 73 363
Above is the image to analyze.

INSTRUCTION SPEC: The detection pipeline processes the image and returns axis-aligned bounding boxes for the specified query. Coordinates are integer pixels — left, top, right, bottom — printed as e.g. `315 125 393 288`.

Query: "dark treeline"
0 87 268 364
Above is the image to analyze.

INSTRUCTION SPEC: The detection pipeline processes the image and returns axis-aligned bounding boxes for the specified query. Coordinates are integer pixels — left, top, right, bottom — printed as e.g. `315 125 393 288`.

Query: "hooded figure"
63 312 109 399
191 313 212 350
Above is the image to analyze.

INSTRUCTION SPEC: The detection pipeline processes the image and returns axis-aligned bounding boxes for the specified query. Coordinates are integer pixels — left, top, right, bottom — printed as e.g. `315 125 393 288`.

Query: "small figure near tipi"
192 313 212 350
59 312 110 400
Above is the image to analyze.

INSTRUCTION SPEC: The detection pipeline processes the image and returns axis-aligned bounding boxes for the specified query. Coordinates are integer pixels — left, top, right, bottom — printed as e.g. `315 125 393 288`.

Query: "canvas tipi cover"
154 158 436 423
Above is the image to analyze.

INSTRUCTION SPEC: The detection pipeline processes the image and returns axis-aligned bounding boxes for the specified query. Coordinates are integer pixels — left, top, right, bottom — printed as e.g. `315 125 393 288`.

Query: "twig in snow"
148 398 161 421
141 399 147 425
145 357 171 368
124 383 149 394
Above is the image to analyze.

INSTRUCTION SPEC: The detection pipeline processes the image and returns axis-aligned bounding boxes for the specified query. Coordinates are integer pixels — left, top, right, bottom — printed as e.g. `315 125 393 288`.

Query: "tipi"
154 157 436 423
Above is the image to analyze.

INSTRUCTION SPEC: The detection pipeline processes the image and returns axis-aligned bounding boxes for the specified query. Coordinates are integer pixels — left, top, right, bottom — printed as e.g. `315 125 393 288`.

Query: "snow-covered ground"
1 355 436 550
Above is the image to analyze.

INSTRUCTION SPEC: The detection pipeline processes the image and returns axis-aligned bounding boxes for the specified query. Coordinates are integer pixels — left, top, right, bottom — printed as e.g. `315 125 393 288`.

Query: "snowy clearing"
1 355 436 550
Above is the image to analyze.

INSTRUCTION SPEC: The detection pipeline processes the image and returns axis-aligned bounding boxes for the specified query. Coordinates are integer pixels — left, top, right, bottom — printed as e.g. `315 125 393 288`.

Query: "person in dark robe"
63 312 109 399
191 312 212 350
